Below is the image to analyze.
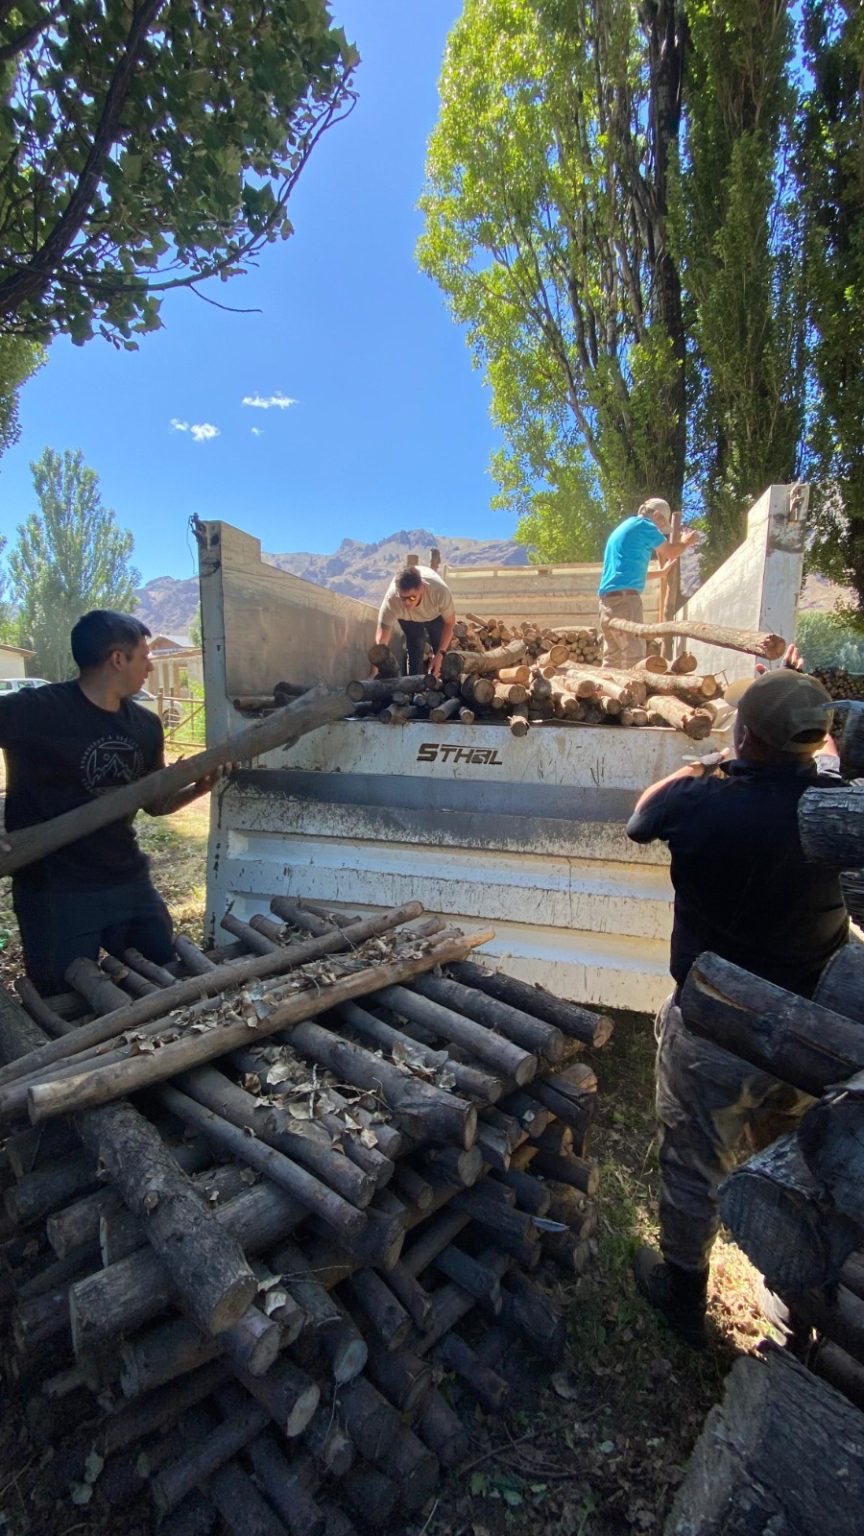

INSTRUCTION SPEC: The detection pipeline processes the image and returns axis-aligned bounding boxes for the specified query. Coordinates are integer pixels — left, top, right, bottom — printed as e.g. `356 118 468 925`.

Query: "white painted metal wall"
199 489 805 1015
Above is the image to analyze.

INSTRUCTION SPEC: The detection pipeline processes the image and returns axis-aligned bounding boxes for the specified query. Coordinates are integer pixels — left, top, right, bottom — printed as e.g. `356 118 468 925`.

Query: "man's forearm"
632 764 701 814
438 614 455 654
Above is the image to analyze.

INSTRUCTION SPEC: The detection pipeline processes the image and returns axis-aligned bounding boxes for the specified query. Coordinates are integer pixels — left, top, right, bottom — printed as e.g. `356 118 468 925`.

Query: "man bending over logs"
626 667 849 1348
375 565 456 680
0 611 220 994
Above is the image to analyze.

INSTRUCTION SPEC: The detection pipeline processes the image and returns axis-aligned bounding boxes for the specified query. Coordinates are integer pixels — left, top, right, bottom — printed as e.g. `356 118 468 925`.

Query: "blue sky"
0 1 505 586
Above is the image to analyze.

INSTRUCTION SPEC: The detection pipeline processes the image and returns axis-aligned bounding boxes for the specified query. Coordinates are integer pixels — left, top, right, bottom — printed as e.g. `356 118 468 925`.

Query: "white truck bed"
199 486 806 1014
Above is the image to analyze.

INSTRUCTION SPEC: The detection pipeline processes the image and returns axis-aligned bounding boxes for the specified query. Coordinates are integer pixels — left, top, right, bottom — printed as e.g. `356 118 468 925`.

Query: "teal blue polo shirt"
598 516 665 596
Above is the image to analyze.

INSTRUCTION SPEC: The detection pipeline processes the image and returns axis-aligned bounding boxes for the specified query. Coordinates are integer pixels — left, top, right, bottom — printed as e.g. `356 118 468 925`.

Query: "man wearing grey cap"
625 668 848 1348
597 498 697 669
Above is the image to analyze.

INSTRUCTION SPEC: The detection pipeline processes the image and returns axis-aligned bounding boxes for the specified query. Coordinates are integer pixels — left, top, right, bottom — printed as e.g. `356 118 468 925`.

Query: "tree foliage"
0 2 358 349
419 0 805 568
800 1 864 610
418 0 687 561
8 448 140 680
0 337 44 457
674 0 803 567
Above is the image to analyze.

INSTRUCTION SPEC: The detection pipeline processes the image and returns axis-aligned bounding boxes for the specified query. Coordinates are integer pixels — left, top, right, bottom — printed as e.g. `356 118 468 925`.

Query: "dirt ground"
0 797 776 1536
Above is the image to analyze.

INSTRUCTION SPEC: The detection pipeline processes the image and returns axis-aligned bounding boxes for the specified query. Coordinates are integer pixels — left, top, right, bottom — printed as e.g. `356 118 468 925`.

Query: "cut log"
680 952 864 1095
176 1064 374 1208
346 674 429 704
152 1396 270 1512
810 1338 864 1412
646 694 713 739
247 1432 326 1536
525 1149 599 1195
0 902 426 1092
4 1152 98 1226
500 1271 566 1358
335 1000 502 1103
605 615 787 660
232 1357 320 1438
438 1332 509 1411
365 1342 432 1413
287 1018 478 1148
446 961 612 1047
414 1387 464 1468
76 1099 256 1337
410 973 564 1063
343 1269 411 1350
452 640 526 675
719 1133 861 1294
813 941 864 1024
0 687 353 878
156 1085 366 1242
460 674 495 707
269 1239 366 1383
24 930 492 1122
374 982 536 1084
797 1071 864 1226
666 1350 864 1536
336 1377 440 1513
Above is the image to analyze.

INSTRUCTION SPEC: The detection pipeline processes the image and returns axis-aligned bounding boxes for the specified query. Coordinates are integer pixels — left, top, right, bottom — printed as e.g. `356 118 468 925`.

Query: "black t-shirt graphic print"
0 680 164 890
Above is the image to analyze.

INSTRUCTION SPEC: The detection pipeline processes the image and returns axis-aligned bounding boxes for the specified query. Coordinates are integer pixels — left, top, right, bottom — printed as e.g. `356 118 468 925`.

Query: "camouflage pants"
654 996 813 1275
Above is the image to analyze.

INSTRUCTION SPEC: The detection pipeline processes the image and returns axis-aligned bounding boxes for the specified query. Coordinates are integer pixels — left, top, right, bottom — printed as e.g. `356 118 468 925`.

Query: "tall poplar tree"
9 450 140 680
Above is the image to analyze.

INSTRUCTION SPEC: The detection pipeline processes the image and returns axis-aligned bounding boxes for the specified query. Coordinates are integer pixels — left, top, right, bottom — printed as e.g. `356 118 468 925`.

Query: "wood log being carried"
0 687 353 879
605 616 787 660
679 952 864 1095
446 640 526 676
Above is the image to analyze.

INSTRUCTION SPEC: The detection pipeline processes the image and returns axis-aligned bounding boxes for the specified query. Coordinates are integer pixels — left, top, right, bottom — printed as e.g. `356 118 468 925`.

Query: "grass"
0 792 778 1536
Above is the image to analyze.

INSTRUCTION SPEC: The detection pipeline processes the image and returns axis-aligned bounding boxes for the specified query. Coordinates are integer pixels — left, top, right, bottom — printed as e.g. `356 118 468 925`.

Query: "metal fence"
157 693 206 748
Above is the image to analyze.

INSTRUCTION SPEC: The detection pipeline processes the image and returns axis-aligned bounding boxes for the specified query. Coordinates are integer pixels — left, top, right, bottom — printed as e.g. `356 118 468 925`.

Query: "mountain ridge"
134 528 530 635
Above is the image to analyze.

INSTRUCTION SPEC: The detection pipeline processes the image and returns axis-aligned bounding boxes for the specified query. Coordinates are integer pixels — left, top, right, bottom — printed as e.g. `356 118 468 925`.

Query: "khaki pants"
598 590 644 669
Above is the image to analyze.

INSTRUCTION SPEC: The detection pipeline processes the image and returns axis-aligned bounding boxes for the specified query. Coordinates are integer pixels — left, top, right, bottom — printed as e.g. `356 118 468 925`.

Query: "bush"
796 611 864 673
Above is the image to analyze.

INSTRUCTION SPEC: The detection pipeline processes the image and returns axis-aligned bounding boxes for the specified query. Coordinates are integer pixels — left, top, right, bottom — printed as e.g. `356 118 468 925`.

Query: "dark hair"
396 567 423 593
71 610 151 670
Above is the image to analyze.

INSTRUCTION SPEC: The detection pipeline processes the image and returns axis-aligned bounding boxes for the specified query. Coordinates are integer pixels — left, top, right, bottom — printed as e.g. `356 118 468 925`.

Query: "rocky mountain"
135 528 530 636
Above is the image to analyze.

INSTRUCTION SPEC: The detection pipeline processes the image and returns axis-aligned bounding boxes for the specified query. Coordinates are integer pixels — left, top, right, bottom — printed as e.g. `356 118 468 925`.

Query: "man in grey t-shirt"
376 565 456 678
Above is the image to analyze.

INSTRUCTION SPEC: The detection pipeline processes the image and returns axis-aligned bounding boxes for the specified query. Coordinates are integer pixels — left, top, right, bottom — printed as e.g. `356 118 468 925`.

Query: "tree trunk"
813 941 864 1024
666 1350 864 1536
680 952 864 1094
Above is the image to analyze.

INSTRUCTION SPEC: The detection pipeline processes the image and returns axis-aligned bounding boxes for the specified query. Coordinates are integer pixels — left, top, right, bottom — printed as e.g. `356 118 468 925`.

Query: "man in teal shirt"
598 498 696 669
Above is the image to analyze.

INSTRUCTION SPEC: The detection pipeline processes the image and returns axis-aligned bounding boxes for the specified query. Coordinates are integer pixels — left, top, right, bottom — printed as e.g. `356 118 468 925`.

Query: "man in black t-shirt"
0 610 218 994
625 668 848 1347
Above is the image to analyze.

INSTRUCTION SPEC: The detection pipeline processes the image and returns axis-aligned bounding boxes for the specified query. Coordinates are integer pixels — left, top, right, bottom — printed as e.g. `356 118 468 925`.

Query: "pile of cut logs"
453 615 603 668
348 636 726 739
0 897 611 1536
815 665 864 702
664 784 864 1534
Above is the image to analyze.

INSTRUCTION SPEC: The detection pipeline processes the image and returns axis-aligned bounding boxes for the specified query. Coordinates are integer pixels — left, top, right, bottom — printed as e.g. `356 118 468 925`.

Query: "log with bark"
679 952 864 1094
718 1133 861 1294
23 930 493 1123
666 1348 864 1536
445 961 612 1047
0 902 426 1092
797 1070 864 1228
798 786 864 865
0 688 353 878
605 615 787 660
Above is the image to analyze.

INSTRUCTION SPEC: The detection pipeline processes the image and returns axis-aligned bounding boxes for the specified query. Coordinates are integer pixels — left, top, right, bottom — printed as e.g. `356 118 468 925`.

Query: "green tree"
674 0 803 569
0 337 44 457
800 1 864 613
418 0 688 561
0 3 358 348
9 449 140 680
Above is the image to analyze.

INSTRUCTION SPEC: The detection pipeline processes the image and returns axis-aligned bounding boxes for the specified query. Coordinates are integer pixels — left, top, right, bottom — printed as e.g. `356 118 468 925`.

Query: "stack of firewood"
454 615 603 668
0 898 611 1536
344 640 725 740
814 665 864 702
663 784 864 1533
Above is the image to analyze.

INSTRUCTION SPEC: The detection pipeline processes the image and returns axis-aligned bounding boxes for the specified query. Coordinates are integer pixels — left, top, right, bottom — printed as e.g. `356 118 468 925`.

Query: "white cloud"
242 392 298 411
170 418 220 443
251 427 264 437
